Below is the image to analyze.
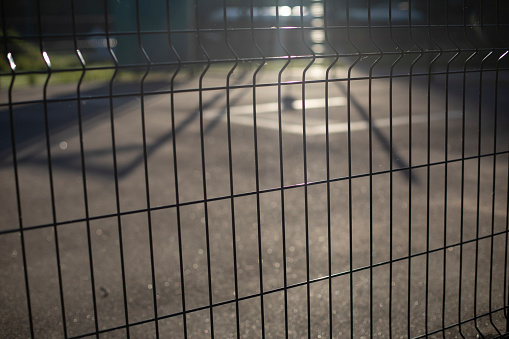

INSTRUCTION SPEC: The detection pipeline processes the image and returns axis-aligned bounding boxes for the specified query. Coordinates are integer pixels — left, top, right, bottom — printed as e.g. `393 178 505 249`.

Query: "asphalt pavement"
1 61 508 338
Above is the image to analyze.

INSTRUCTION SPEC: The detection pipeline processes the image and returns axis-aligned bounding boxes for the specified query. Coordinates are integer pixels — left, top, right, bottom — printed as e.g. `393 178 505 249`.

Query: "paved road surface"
1 61 508 338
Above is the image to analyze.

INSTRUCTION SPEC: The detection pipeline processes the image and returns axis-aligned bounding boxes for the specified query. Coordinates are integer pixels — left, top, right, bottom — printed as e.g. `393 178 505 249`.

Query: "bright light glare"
76 49 86 65
398 1 409 11
279 6 292 16
312 44 325 54
42 51 51 68
311 3 324 16
7 52 16 70
311 18 324 27
59 141 68 150
311 30 325 44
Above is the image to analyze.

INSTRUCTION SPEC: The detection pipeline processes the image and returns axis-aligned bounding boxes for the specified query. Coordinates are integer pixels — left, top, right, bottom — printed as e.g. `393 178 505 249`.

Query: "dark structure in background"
1 0 509 338
1 0 507 66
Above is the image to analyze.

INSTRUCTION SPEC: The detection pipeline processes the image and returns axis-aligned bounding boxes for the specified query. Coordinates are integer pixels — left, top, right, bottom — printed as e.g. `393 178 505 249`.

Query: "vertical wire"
505 58 509 333
458 0 477 334
347 53 354 339
133 1 159 336
427 0 436 335
407 6 413 339
425 0 442 338
506 156 509 334
368 3 374 336
35 0 68 335
344 0 361 335
474 46 494 339
275 3 291 337
474 4 485 337
425 2 432 331
443 1 461 337
406 2 423 336
478 4 502 336
492 2 509 328
165 1 187 335
102 0 130 335
323 0 340 336
250 2 266 336
194 0 215 335
492 3 509 329
299 2 316 337
443 15 466 339
459 1 482 337
387 1 404 336
488 49 502 336
492 2 509 333
473 6 483 334
474 61 498 338
69 0 99 335
501 54 509 338
222 1 241 336
1 1 35 336
367 1 383 336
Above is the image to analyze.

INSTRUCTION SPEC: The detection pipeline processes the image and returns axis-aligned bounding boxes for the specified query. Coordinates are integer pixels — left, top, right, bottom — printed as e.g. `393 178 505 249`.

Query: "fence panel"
1 0 508 338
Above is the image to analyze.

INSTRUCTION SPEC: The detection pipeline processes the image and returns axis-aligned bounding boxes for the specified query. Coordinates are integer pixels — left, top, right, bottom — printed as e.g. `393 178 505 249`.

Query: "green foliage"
1 30 46 73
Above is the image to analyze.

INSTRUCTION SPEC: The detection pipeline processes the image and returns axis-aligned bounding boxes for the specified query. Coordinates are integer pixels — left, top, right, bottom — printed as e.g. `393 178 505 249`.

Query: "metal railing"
1 0 508 338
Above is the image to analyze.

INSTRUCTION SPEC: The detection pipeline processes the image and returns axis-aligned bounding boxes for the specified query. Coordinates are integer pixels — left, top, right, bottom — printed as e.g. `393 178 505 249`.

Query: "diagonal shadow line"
0 81 181 159
334 81 415 183
113 70 251 178
3 71 252 179
203 87 250 134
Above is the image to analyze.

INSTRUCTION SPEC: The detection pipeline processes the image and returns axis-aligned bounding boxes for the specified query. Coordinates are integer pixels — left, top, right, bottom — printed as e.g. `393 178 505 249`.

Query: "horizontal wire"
1 66 508 110
411 307 507 339
4 2 508 338
67 304 508 339
1 150 507 235
0 47 506 78
64 231 509 339
3 22 508 41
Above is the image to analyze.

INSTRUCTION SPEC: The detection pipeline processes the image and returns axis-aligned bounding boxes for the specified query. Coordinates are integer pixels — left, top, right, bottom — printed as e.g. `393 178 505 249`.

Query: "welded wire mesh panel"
1 0 509 338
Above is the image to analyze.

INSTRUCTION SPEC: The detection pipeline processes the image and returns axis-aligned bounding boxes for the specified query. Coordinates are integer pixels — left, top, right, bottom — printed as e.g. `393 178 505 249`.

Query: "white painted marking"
299 111 462 136
225 111 461 136
205 96 346 116
203 97 462 136
293 97 346 110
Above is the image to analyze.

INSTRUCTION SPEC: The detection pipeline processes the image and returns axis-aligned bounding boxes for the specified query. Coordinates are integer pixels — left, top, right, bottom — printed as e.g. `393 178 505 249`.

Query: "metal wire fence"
1 0 509 338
